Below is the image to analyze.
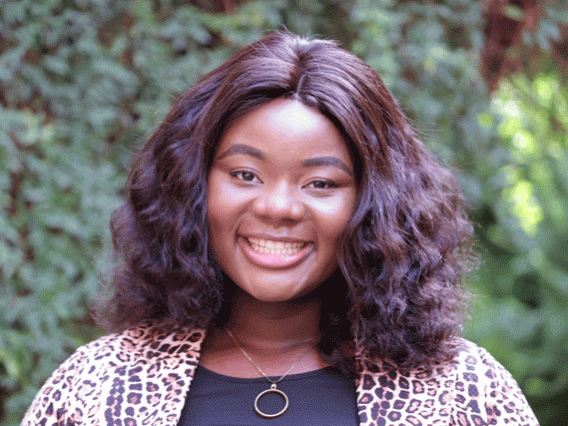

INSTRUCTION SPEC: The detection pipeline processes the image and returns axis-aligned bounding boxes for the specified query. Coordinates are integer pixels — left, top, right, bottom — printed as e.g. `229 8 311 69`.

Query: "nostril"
252 185 305 221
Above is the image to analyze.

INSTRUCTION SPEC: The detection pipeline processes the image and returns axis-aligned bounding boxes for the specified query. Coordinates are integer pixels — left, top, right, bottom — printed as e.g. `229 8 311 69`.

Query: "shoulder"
21 321 206 426
453 339 539 425
82 320 206 362
356 338 539 426
42 320 206 375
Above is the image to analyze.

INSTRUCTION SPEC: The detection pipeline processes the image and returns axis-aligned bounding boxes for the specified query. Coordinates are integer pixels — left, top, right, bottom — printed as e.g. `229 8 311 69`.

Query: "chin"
247 289 303 303
249 283 324 304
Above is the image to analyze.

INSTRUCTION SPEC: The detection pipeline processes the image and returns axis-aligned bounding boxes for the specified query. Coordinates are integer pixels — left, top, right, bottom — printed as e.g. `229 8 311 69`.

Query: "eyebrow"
302 157 353 177
216 143 353 176
216 144 265 161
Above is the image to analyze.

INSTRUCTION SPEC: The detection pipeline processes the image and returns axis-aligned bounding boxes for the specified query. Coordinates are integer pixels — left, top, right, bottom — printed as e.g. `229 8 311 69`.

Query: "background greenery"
1 0 567 424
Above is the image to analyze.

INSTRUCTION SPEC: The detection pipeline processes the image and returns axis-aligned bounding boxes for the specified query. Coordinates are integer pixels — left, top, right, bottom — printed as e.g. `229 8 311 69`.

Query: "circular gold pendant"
254 384 289 419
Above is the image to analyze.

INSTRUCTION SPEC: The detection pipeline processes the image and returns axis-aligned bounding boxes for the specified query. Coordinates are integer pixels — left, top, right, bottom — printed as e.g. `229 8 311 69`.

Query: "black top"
178 365 360 426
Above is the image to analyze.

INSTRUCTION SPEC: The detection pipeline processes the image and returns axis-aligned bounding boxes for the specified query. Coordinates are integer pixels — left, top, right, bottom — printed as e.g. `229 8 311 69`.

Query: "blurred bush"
1 0 566 424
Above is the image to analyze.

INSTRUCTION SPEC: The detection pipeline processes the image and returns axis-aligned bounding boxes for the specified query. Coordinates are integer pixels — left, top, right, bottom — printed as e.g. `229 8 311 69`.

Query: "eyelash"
304 180 338 189
230 170 260 182
230 170 338 190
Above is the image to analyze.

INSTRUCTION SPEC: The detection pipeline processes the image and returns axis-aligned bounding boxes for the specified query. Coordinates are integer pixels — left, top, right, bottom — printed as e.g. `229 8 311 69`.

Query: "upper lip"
241 234 311 244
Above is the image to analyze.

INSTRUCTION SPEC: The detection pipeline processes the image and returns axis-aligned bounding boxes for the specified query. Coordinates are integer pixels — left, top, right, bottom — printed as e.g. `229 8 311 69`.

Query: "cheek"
206 173 252 254
207 173 236 222
313 195 357 240
208 173 251 216
206 173 230 244
206 192 233 267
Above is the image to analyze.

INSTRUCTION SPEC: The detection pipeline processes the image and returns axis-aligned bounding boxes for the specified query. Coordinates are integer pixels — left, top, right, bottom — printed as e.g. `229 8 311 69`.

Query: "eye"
230 170 261 183
305 179 337 189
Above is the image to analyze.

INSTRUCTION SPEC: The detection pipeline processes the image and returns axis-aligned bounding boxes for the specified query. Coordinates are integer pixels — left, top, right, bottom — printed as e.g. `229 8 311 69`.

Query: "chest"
178 365 359 426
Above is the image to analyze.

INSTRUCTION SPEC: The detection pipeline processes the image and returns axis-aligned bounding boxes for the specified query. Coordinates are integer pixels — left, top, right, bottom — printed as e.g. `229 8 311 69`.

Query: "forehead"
216 98 352 162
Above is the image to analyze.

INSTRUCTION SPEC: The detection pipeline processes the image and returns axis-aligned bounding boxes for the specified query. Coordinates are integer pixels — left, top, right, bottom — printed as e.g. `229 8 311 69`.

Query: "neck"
224 287 323 353
199 286 329 377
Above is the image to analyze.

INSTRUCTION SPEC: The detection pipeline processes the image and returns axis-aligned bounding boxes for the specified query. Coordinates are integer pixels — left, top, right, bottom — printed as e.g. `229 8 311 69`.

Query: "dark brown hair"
98 31 474 373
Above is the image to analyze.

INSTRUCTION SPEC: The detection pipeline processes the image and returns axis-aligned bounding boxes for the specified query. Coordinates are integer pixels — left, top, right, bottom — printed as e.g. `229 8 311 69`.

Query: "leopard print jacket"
21 320 539 426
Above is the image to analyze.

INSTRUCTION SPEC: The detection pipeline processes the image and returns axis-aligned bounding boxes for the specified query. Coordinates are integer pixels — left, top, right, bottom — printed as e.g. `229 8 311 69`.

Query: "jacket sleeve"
20 344 92 426
477 346 540 426
19 323 205 426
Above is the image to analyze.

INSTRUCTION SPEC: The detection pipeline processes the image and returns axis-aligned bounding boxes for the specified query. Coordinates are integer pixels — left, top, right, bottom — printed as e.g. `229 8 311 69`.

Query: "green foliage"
1 0 566 424
0 1 276 422
465 71 568 424
347 4 568 422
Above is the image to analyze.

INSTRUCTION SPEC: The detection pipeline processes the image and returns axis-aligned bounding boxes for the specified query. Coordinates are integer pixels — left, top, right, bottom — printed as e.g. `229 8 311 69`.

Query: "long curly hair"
97 31 474 374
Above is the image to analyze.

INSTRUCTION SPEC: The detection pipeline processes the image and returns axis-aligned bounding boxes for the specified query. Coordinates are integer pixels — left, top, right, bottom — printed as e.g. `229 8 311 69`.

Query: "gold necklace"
224 327 320 419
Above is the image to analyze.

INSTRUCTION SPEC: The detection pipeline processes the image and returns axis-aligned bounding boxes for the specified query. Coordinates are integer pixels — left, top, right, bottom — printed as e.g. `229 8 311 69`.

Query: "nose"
252 181 305 224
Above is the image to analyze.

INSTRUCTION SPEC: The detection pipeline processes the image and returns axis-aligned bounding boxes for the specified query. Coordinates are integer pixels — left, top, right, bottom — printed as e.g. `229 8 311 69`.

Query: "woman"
21 31 539 426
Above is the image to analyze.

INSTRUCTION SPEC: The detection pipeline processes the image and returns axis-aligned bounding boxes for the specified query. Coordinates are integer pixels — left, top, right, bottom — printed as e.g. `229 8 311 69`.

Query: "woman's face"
207 98 358 302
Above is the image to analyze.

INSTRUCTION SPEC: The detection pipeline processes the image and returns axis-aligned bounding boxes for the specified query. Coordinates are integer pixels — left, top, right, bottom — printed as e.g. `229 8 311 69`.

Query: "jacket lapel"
96 322 206 426
355 358 457 426
101 323 461 426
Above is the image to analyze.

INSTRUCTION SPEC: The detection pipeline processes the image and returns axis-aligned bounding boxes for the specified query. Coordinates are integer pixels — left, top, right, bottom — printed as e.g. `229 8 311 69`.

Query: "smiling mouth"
239 236 313 269
246 237 307 255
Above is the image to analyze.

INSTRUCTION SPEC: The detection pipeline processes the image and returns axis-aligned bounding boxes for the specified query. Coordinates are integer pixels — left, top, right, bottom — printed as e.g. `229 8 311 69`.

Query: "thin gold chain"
224 327 320 384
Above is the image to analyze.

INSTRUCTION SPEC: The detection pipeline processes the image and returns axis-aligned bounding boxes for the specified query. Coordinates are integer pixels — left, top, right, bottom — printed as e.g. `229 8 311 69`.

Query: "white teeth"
247 238 306 255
